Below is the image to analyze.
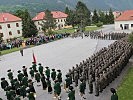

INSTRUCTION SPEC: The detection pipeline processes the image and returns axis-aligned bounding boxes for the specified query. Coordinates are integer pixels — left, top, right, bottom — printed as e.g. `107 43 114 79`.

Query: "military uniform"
22 66 28 77
54 80 61 97
17 70 24 83
51 69 56 81
68 86 75 100
95 77 99 96
47 78 52 93
29 67 34 79
1 78 9 91
45 67 50 79
32 62 37 72
41 74 47 90
22 76 28 87
7 69 13 80
38 63 43 75
27 92 35 100
20 85 27 98
57 70 62 83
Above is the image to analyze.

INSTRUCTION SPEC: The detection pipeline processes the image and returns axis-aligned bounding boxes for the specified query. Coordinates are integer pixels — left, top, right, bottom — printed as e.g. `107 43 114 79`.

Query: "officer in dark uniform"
7 69 13 80
1 78 9 91
38 63 43 75
32 62 37 72
22 66 28 77
51 69 56 81
45 67 50 79
20 48 23 56
17 70 24 84
29 67 34 79
95 76 99 96
57 70 62 83
79 78 86 99
41 74 47 90
67 86 75 100
35 71 41 86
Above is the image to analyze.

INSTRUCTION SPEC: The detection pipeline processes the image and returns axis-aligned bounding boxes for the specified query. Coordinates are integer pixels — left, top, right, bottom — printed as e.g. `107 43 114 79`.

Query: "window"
17 30 20 34
58 19 59 22
64 19 66 22
0 33 3 37
61 19 62 22
16 23 19 27
0 25 2 29
38 22 40 25
131 24 133 27
9 31 12 35
7 24 11 28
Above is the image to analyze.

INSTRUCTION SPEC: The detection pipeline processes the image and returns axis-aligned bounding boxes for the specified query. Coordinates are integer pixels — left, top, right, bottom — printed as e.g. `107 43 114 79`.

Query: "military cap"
52 69 55 71
7 69 11 72
29 67 32 69
18 70 21 73
80 78 83 82
57 70 61 72
28 79 32 82
110 88 116 93
66 74 69 77
1 78 5 80
45 67 49 69
38 63 41 65
22 66 25 68
54 80 58 83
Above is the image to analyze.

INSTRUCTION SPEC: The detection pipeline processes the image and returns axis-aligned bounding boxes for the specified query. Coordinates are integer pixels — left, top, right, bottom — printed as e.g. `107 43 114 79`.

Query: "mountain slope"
0 0 132 16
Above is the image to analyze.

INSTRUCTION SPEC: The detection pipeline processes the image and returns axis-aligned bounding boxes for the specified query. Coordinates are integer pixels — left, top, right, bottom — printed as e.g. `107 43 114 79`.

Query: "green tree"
92 9 99 24
75 1 91 31
98 10 106 24
108 8 114 24
40 9 56 35
65 7 70 14
66 10 77 28
128 32 133 44
15 9 38 38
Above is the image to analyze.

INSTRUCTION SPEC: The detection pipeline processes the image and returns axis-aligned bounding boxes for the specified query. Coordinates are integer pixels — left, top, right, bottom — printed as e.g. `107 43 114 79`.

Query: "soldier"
67 86 75 100
27 92 35 100
51 69 56 81
22 76 28 87
45 67 50 79
29 67 34 79
41 74 47 90
88 74 93 94
17 70 24 84
95 76 99 96
74 71 78 87
19 85 27 98
28 80 36 94
57 70 62 83
1 78 9 91
110 88 118 100
46 78 52 94
65 74 71 92
35 71 41 86
22 66 28 77
99 73 104 93
54 80 61 99
32 62 37 72
38 63 43 75
20 48 23 56
79 78 86 99
7 69 13 80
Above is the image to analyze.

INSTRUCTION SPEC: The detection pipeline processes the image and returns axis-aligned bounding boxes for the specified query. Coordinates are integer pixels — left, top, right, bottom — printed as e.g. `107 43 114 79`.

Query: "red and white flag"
32 51 37 64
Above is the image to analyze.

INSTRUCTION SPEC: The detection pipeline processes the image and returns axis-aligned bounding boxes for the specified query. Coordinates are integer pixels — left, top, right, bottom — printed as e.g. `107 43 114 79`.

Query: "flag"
32 51 37 64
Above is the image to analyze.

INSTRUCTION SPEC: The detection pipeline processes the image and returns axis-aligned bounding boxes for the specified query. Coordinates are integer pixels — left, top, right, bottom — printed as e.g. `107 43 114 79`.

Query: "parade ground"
0 35 116 100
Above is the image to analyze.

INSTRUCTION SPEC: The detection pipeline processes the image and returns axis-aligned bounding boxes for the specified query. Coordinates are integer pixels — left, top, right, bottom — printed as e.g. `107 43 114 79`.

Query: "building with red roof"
33 11 68 33
0 13 22 40
115 10 133 31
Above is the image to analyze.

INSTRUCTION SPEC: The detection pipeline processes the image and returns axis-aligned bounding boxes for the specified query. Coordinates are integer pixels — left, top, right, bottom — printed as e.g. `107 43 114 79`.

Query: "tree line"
65 1 114 31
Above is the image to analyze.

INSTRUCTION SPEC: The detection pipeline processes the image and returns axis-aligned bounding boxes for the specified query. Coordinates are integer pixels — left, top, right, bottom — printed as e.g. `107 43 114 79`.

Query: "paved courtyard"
0 36 116 100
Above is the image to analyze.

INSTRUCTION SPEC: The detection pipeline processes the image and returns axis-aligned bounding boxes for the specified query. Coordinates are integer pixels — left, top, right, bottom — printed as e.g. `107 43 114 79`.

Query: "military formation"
0 62 66 100
71 31 128 40
66 38 133 98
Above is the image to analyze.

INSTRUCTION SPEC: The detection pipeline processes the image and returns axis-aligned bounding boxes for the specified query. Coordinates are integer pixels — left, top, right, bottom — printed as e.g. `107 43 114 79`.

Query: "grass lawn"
54 26 101 33
0 45 34 55
117 67 133 100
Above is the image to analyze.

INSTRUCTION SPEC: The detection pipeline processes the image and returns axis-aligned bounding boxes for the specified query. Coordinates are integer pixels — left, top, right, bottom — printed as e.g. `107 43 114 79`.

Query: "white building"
32 11 68 33
0 13 22 40
115 10 133 31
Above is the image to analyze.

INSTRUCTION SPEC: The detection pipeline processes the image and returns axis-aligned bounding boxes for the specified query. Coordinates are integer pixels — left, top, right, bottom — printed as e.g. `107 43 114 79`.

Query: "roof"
115 10 133 21
0 13 21 23
33 11 68 21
